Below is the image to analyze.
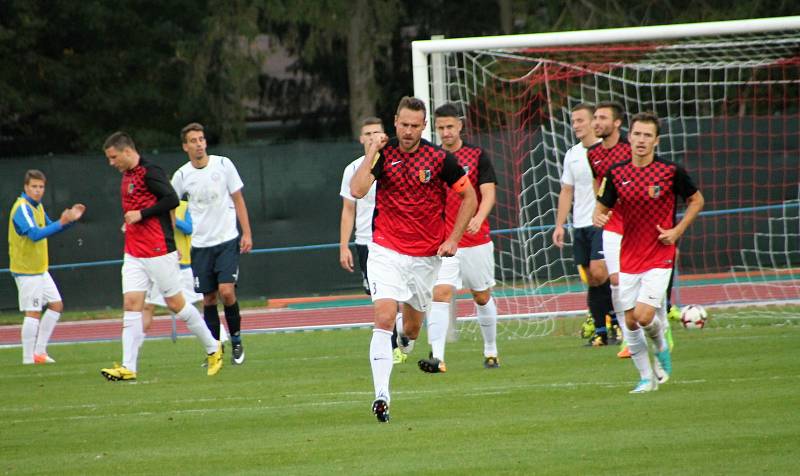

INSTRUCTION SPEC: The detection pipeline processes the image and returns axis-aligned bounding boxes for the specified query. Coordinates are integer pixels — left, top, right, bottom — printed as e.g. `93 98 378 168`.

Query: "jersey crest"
648 185 662 198
127 182 135 194
419 168 431 183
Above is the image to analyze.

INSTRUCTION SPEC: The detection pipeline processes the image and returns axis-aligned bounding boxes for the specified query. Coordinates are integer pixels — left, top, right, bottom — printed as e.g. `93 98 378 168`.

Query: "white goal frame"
412 15 800 140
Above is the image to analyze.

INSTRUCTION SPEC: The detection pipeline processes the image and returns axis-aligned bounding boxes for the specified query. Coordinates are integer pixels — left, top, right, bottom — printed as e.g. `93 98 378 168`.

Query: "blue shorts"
190 237 240 294
355 243 370 295
572 226 604 267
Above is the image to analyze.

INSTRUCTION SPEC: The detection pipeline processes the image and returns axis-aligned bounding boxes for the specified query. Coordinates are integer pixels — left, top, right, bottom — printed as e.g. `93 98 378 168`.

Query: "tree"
0 0 260 156
257 0 400 138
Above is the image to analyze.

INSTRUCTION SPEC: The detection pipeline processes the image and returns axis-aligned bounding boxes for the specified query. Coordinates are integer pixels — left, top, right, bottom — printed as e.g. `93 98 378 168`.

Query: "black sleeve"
477 149 498 185
597 170 617 209
440 151 466 187
369 151 385 180
673 163 698 201
141 164 179 219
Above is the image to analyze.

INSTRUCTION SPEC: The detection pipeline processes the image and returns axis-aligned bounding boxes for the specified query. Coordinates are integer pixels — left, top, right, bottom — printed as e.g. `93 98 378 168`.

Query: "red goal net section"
412 17 800 337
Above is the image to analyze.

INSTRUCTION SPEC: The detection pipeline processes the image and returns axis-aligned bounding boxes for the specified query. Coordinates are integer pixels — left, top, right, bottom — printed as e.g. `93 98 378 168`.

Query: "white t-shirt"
171 155 244 248
339 155 376 245
560 141 598 228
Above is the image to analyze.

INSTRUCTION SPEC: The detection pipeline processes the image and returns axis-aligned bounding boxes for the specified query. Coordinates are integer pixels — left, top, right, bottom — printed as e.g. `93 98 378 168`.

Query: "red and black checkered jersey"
444 143 497 247
370 138 466 256
597 156 698 274
120 157 179 258
588 138 631 234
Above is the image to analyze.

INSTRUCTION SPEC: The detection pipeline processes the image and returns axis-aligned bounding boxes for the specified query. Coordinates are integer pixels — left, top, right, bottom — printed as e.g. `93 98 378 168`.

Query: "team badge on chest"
127 183 135 194
419 168 431 183
648 185 661 198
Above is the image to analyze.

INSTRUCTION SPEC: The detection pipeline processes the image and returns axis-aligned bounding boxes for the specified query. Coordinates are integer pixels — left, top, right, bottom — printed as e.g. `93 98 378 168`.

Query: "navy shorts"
355 243 370 295
572 226 604 268
190 237 240 294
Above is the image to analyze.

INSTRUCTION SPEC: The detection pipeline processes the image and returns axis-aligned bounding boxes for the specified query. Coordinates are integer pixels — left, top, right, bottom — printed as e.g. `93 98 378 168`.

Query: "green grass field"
1 316 798 475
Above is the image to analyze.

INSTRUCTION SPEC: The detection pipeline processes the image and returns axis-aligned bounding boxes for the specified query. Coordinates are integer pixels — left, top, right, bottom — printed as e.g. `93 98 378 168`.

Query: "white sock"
610 284 625 330
135 331 146 351
21 316 39 364
220 322 229 343
627 326 653 381
370 329 393 401
643 318 666 352
177 303 218 354
395 312 404 338
427 301 450 361
34 309 60 355
656 301 668 326
122 311 143 372
477 297 498 357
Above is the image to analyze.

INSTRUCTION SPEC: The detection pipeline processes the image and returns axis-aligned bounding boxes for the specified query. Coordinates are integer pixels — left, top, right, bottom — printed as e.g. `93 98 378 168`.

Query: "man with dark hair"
586 100 629 346
9 170 85 364
553 103 614 347
350 96 477 422
418 103 500 373
595 112 704 393
172 122 253 366
102 132 223 380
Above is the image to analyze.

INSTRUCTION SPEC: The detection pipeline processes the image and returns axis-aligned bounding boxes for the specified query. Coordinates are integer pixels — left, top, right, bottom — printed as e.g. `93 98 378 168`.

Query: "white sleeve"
224 157 245 194
561 149 575 186
171 168 184 198
340 163 356 201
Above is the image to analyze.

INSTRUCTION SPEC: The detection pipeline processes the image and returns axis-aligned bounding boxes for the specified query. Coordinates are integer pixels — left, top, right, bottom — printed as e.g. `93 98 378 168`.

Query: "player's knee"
123 294 143 311
218 286 236 306
47 301 64 313
163 293 186 314
587 263 607 286
432 285 453 302
203 293 218 306
472 290 491 306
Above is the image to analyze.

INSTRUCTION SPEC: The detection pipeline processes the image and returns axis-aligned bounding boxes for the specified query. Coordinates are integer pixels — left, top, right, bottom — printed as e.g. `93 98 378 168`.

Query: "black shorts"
572 226 604 268
355 243 370 295
190 237 240 294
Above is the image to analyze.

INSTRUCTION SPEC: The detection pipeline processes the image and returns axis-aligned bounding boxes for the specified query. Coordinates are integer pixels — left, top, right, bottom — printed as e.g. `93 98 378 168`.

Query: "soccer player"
339 117 407 365
350 96 477 422
140 200 227 348
586 100 631 346
594 112 704 393
9 170 85 364
172 123 253 366
102 132 223 381
552 103 614 348
418 103 500 373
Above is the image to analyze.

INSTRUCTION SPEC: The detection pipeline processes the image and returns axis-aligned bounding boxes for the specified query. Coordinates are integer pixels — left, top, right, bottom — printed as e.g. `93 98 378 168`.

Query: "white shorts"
602 231 622 275
619 268 672 311
435 241 496 291
367 242 441 312
14 272 62 312
122 252 183 299
146 267 201 306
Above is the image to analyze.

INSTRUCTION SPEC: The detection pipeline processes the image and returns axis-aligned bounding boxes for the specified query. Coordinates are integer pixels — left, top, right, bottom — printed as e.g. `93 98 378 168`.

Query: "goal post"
412 16 800 336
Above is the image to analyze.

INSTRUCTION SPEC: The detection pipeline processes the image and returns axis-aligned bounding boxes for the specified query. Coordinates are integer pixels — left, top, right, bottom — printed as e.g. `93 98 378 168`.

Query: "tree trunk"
498 0 513 34
347 0 377 139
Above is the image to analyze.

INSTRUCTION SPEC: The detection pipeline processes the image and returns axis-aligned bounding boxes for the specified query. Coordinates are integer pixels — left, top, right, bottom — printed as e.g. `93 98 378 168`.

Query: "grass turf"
1 318 798 475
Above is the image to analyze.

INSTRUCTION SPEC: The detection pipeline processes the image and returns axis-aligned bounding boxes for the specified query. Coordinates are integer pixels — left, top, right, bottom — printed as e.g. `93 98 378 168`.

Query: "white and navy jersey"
171 155 244 248
560 140 599 228
339 155 376 245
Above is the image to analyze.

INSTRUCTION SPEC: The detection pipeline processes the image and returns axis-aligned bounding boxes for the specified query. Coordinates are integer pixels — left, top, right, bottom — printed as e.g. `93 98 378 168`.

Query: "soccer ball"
680 305 708 329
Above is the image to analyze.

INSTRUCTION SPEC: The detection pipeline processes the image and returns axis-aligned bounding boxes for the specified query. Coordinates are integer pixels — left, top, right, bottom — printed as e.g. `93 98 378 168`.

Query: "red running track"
1 281 796 346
